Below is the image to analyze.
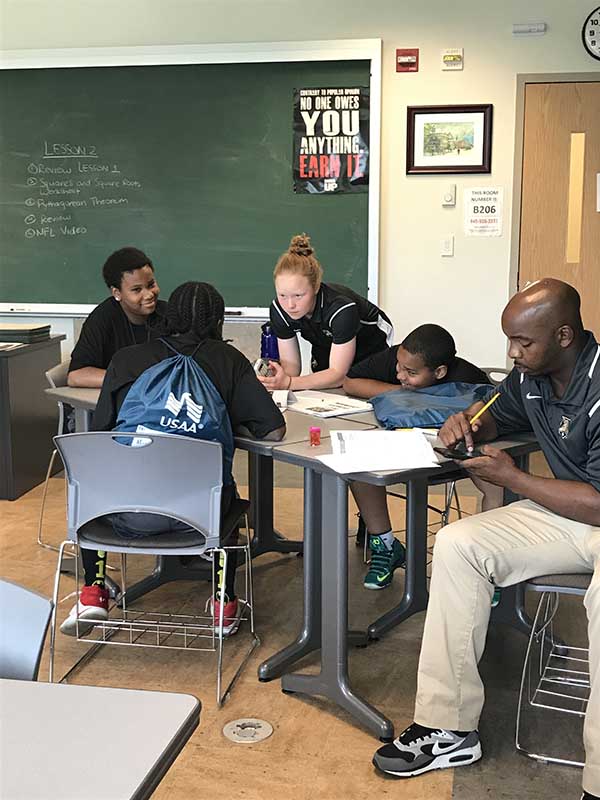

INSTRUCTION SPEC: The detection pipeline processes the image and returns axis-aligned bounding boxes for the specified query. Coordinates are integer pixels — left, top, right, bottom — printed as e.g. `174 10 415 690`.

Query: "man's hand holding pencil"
439 392 500 452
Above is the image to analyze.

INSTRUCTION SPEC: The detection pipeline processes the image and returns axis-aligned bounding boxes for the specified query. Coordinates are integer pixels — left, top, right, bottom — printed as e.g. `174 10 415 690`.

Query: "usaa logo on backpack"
114 339 235 484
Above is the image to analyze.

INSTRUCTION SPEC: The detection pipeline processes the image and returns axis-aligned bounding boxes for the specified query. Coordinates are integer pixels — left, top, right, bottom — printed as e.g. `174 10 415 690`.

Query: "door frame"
510 71 600 294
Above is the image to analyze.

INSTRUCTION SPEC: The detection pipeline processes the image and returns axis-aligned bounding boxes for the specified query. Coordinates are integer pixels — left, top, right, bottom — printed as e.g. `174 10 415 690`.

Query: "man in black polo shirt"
372 279 600 800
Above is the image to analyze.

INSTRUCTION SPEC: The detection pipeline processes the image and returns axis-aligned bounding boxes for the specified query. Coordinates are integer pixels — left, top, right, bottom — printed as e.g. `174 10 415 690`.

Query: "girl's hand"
257 361 292 391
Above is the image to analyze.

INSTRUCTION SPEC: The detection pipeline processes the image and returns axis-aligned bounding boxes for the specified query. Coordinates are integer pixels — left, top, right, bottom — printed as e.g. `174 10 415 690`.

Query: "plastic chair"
37 360 70 553
0 579 53 680
48 431 258 705
515 572 593 767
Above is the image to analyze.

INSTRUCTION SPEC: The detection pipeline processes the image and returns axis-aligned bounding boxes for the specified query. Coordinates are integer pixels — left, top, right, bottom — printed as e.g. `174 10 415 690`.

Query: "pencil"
469 392 500 427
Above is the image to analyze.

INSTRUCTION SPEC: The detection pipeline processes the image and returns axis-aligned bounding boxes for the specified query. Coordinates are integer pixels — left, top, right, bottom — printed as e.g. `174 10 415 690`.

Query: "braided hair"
273 233 323 292
166 282 225 341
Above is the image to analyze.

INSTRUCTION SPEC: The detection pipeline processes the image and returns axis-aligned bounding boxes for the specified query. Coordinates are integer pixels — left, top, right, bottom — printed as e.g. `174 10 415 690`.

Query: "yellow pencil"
469 392 500 427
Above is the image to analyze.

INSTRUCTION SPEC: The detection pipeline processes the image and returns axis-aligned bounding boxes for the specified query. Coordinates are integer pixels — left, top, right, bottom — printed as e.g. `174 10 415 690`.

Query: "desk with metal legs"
258 433 539 739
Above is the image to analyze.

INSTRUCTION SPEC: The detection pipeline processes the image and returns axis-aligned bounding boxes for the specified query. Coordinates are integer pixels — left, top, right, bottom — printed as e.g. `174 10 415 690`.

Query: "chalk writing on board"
18 143 143 239
43 142 98 158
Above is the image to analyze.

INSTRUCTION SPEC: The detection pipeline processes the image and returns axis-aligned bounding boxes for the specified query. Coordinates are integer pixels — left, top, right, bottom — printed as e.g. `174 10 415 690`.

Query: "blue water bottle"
260 322 280 361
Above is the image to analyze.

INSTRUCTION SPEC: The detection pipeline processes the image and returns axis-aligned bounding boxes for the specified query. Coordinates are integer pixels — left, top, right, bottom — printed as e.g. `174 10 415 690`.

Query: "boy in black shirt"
345 324 490 590
68 247 167 388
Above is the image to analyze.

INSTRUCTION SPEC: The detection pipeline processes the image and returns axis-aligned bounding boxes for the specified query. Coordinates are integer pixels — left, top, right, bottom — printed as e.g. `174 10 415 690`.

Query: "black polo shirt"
69 296 168 373
347 344 489 385
269 282 393 372
488 332 600 491
92 333 285 441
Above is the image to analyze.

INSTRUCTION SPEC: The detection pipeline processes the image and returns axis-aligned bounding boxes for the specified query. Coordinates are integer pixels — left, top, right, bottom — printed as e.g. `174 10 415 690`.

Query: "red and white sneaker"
206 595 243 638
60 585 109 637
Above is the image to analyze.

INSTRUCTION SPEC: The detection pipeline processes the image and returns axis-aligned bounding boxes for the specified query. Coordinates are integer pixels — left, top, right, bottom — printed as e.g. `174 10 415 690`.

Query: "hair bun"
289 233 314 258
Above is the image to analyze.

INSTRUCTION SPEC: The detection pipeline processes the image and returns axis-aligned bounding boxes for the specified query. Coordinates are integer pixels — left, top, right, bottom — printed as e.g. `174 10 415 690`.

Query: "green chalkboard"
0 61 369 306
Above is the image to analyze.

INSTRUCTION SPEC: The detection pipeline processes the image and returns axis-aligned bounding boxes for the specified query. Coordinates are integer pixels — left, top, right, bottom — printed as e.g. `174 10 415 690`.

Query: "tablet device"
434 445 484 461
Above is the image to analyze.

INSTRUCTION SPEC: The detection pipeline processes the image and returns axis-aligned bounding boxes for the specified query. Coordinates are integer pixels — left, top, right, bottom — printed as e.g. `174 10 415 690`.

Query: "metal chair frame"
515 574 592 768
48 431 259 706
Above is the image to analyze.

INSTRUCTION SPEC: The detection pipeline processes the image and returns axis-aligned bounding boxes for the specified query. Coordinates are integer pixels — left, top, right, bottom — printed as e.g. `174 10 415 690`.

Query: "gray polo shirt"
488 332 600 491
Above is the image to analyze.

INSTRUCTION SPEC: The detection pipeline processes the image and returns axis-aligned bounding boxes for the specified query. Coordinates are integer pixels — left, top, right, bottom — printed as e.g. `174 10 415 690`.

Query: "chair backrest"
0 579 53 680
54 431 223 550
481 366 511 387
45 360 70 389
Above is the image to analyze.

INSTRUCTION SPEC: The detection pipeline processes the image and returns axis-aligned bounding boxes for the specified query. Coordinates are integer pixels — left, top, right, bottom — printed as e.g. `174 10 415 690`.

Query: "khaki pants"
414 499 600 795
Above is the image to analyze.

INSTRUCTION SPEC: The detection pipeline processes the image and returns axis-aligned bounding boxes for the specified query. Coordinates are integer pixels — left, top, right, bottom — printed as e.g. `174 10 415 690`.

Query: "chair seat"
525 572 592 595
77 497 251 550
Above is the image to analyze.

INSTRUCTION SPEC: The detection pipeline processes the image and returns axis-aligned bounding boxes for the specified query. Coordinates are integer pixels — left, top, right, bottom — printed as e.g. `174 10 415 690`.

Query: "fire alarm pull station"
396 49 419 72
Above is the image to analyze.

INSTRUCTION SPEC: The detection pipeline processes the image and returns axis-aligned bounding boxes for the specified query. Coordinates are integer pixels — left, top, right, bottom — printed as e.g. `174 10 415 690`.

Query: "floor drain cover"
223 718 273 744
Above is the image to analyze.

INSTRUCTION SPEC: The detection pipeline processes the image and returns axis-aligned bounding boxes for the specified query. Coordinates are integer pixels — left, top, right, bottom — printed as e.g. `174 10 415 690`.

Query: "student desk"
259 432 540 740
0 679 199 800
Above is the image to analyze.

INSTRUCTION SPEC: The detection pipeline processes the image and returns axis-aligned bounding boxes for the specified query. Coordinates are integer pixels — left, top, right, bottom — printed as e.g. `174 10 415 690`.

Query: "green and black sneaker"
363 536 406 590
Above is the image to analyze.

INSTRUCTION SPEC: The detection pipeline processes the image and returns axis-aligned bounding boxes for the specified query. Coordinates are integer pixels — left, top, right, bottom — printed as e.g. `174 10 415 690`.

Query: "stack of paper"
0 323 50 343
316 429 440 474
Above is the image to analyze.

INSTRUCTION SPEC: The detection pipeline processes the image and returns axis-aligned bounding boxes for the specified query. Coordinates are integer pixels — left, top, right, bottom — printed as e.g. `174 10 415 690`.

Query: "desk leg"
281 472 394 741
368 477 429 640
74 407 93 433
248 452 303 558
258 468 322 681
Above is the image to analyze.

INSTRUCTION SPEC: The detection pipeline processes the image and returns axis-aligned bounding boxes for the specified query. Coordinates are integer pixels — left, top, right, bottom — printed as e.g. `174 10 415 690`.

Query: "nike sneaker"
363 536 406 590
373 722 482 777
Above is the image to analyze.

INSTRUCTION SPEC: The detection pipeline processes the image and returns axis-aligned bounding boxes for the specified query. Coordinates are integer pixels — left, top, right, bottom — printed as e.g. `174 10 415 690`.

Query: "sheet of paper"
0 342 25 351
288 390 372 418
316 429 440 474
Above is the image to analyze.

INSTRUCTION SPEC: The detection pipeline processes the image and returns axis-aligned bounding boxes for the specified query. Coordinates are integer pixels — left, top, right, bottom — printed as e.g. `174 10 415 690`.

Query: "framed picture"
406 104 493 174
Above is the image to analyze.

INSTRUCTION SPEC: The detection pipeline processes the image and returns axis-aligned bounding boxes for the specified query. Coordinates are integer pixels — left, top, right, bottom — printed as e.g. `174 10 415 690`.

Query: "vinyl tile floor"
0 459 587 800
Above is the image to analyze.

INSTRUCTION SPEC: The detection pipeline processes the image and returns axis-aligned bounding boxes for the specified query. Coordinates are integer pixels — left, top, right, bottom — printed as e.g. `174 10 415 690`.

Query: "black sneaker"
373 722 482 777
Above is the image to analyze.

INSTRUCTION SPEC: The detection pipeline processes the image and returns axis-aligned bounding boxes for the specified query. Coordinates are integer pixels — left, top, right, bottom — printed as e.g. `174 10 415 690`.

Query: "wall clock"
582 7 600 60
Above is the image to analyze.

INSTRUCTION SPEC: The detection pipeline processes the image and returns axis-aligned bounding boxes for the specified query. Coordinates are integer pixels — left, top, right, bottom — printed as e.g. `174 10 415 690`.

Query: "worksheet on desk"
286 390 372 417
317 429 440 474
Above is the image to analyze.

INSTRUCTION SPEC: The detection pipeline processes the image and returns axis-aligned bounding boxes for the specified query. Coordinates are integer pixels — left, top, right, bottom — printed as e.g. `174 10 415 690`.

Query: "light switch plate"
441 235 454 257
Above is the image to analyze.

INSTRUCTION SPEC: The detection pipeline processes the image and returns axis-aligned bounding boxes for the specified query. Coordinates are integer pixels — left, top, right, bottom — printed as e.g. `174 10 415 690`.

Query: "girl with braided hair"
260 233 394 391
60 282 285 638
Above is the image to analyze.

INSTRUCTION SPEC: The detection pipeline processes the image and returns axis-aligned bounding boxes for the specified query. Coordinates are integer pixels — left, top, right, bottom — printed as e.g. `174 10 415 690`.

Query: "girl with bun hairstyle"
260 233 393 391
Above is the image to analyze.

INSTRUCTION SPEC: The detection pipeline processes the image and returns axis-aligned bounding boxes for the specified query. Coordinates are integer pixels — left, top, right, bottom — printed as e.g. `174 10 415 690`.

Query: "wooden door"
519 82 600 335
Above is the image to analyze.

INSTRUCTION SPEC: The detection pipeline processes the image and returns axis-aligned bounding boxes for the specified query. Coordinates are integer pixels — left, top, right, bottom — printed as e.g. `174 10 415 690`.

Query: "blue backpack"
114 339 235 485
371 382 492 430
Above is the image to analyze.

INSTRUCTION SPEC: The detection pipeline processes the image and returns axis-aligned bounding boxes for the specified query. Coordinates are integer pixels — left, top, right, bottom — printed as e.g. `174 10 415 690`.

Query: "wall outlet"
441 235 454 257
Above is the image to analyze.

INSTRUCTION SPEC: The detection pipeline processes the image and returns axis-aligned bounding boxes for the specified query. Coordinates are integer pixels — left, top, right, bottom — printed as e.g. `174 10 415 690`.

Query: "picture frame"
406 104 493 174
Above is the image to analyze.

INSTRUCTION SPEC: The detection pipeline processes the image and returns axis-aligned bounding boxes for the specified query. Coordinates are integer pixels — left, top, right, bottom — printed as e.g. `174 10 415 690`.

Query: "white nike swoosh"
526 392 542 400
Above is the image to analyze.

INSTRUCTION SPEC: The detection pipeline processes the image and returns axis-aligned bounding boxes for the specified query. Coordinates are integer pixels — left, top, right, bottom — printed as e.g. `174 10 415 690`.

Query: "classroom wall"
2 0 598 366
